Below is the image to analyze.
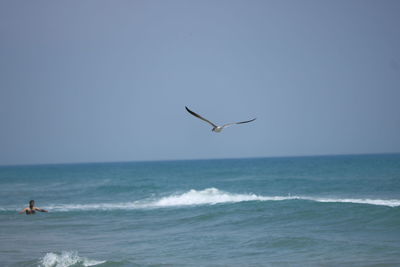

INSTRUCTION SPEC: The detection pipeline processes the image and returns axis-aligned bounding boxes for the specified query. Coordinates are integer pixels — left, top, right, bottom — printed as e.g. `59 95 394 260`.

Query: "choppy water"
1 154 399 266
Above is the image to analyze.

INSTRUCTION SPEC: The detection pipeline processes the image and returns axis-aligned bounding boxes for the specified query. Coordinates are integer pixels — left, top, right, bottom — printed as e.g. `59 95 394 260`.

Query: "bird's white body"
212 126 223 133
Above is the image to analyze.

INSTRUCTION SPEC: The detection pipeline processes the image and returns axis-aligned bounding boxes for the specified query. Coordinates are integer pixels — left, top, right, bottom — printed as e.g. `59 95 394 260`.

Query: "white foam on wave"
307 197 400 207
47 202 142 211
154 188 273 206
45 188 293 211
42 188 400 211
39 251 105 267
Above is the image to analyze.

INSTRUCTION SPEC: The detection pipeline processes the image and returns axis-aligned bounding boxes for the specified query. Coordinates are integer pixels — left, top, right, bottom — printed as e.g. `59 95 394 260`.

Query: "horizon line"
1 152 399 168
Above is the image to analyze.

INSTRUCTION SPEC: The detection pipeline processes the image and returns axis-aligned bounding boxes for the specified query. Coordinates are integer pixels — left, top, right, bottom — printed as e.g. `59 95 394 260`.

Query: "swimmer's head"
29 200 35 208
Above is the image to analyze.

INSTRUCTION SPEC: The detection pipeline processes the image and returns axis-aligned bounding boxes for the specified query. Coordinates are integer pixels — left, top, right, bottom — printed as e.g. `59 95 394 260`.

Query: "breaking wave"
3 189 399 213
43 188 400 211
39 251 105 267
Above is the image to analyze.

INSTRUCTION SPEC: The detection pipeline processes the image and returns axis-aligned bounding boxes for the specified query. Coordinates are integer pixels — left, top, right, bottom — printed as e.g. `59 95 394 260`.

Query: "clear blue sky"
1 1 399 165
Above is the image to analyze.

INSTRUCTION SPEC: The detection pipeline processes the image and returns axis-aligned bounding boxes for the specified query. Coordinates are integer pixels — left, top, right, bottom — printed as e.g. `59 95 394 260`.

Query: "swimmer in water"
19 200 48 215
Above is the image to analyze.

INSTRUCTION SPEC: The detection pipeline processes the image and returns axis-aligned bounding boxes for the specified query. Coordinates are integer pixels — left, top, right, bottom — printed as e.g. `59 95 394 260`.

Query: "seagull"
185 106 256 133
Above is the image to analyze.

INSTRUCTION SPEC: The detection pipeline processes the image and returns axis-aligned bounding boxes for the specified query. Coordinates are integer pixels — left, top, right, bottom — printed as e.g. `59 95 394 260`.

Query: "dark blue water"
1 154 399 266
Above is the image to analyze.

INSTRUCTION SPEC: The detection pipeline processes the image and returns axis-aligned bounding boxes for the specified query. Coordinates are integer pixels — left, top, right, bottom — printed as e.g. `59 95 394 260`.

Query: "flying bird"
185 106 256 133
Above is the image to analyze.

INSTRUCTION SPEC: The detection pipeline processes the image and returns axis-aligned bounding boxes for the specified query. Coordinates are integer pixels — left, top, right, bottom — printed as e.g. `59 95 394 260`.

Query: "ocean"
0 154 399 267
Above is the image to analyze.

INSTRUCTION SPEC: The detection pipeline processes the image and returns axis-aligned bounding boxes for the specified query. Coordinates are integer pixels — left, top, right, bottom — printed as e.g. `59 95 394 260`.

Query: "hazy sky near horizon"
1 1 399 165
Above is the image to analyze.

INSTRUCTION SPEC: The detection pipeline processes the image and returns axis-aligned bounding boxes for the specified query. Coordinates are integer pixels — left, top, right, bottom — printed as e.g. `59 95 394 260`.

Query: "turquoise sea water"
1 154 399 266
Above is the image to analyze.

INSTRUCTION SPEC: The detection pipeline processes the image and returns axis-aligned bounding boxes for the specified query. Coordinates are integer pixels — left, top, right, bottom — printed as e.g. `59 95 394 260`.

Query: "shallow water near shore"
1 154 399 266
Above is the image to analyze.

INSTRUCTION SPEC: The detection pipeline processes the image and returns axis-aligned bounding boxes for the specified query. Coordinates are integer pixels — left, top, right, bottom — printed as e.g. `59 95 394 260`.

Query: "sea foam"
39 251 105 267
306 197 400 207
41 188 400 212
154 188 271 206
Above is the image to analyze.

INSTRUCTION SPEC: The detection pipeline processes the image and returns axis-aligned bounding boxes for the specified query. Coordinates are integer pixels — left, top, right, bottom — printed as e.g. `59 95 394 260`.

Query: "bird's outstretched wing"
185 106 218 128
235 118 256 124
222 118 256 128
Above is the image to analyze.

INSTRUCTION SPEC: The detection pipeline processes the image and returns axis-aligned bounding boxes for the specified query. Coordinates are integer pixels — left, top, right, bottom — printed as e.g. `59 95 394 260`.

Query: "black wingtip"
236 118 257 124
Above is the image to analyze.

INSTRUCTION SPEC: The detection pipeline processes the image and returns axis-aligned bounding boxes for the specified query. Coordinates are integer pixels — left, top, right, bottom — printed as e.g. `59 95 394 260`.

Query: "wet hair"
29 200 35 209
